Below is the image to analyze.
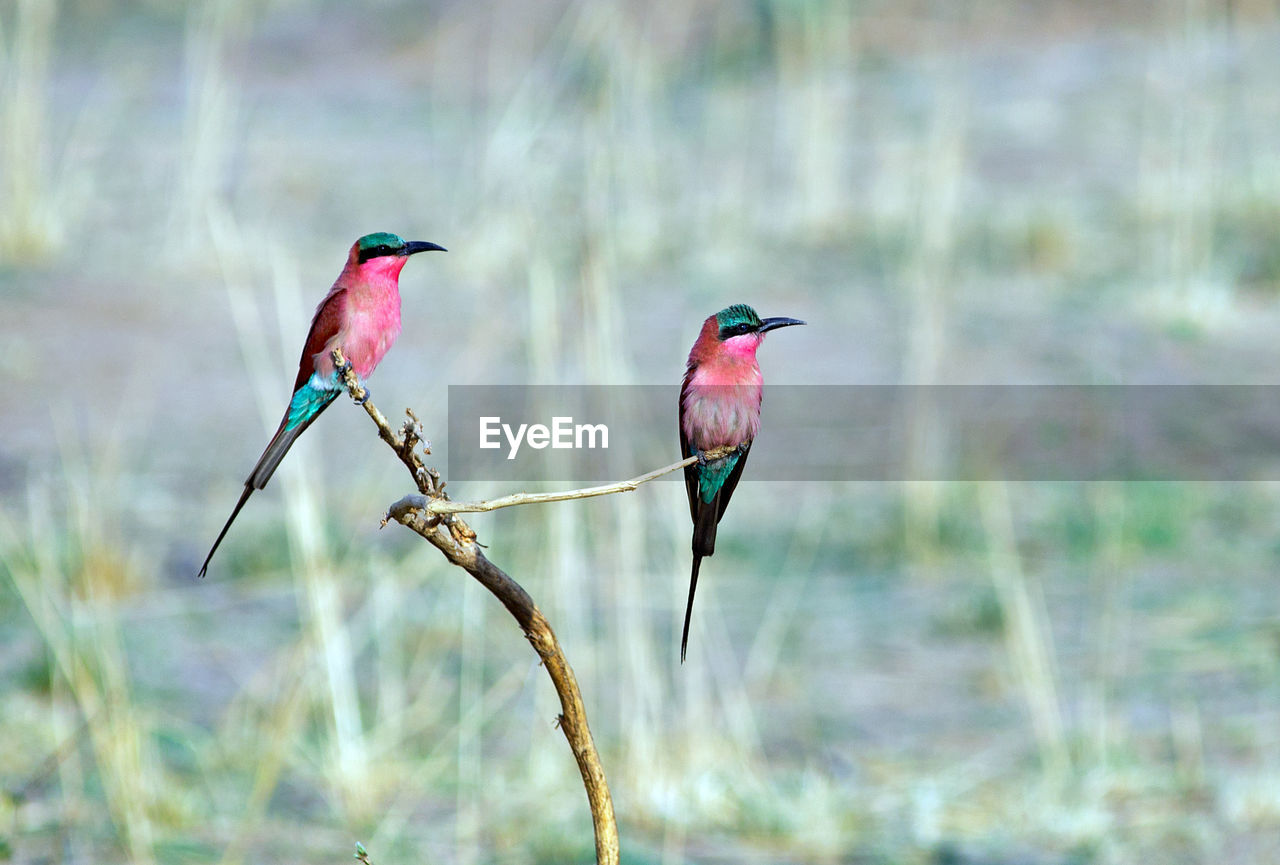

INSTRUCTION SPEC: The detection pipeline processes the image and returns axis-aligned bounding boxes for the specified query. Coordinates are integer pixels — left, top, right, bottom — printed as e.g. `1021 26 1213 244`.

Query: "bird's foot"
697 444 739 465
354 385 371 405
334 357 353 377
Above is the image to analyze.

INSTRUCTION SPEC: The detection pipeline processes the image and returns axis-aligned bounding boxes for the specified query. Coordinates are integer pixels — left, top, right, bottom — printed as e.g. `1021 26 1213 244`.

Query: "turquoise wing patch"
286 379 341 431
698 451 741 504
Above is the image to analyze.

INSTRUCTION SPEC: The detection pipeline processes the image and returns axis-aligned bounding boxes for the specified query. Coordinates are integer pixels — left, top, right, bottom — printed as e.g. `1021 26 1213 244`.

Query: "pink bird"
198 232 445 577
678 303 804 661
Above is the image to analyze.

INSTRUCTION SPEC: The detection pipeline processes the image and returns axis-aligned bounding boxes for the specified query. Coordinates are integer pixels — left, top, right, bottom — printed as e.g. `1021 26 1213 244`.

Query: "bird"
198 232 445 577
678 303 804 662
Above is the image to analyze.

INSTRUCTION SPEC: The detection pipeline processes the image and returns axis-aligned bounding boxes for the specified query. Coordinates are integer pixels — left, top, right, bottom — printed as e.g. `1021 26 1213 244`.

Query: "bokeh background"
5 0 1280 862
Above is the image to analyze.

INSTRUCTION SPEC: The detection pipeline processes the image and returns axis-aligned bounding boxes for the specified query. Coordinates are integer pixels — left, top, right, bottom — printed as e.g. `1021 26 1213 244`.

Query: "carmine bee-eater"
198 232 445 577
678 303 804 662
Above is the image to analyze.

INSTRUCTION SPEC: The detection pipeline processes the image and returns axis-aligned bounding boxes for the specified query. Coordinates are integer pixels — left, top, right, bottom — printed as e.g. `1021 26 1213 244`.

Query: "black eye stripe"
358 243 399 263
718 322 755 340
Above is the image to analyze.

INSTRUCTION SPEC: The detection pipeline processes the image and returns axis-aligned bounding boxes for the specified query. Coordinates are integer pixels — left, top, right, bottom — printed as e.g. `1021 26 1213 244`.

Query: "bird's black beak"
401 241 447 256
758 316 806 333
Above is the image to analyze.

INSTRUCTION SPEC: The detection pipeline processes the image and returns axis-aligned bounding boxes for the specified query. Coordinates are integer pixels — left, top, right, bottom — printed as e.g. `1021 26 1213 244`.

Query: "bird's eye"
359 243 400 263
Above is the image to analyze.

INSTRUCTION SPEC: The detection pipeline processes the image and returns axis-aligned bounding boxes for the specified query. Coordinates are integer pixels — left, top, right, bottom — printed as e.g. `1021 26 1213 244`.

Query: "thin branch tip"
424 456 697 517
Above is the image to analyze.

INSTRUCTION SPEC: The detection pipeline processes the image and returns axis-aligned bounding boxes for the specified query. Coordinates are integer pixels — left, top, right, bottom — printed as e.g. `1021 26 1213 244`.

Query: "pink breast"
342 286 402 378
682 365 763 449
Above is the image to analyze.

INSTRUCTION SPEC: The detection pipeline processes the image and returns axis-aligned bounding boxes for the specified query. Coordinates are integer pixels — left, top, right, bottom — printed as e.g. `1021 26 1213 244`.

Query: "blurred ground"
4 1 1280 863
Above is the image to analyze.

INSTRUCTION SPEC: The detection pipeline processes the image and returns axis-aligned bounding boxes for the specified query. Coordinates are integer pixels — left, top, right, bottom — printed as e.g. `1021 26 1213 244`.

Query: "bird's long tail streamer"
198 484 254 577
681 554 703 664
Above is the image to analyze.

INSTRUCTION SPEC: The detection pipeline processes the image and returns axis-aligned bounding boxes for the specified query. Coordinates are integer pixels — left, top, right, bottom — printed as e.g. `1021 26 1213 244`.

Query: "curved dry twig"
393 456 696 517
332 349 620 865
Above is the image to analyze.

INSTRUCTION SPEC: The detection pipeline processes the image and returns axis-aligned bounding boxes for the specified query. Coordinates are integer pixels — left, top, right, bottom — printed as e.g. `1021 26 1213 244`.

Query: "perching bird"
198 232 445 577
678 303 804 662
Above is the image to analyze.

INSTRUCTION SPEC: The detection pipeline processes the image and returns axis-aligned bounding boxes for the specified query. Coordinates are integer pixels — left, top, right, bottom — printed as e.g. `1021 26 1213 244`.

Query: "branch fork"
331 348 645 865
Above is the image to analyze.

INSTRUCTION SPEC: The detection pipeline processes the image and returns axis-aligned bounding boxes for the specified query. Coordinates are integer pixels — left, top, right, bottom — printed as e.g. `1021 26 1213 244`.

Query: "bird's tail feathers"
198 483 254 577
248 387 339 489
248 418 305 490
199 385 338 578
681 554 703 664
691 496 719 557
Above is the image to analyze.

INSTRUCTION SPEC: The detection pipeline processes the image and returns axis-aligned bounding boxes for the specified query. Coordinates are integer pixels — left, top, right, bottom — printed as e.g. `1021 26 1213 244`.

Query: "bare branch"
424 457 696 516
331 348 621 865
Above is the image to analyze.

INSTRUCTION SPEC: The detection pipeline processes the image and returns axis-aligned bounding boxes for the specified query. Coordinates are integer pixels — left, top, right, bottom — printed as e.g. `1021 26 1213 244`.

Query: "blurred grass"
0 0 62 259
3 1 1280 863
